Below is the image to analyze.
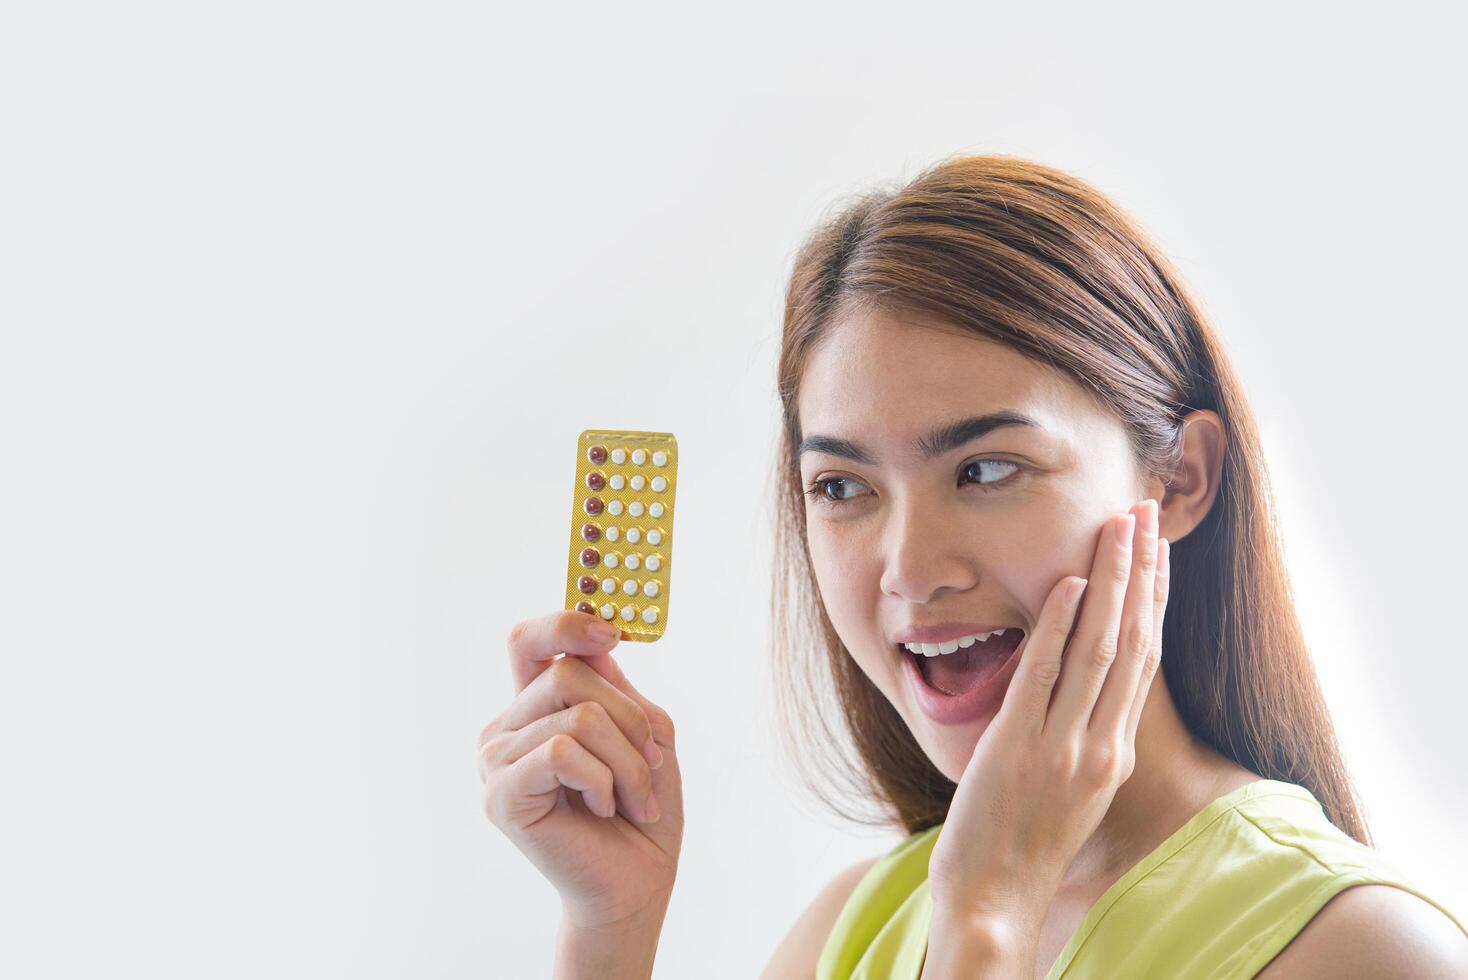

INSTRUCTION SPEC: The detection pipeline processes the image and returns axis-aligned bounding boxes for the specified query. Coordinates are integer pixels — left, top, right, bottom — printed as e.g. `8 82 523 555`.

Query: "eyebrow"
797 410 1044 464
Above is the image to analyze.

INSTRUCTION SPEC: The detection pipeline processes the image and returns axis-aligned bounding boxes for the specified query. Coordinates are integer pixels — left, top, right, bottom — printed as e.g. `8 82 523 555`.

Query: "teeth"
903 627 1017 657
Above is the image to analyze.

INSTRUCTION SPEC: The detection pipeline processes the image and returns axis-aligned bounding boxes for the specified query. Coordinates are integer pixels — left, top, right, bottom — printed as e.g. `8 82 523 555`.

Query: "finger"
996 574 1088 736
1048 510 1136 737
506 609 621 692
1124 536 1170 746
491 733 617 826
497 654 660 769
498 702 660 823
1090 498 1159 737
579 647 674 759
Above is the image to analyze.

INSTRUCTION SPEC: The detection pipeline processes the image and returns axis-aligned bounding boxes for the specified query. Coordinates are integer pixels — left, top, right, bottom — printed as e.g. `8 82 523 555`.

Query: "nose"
878 493 979 603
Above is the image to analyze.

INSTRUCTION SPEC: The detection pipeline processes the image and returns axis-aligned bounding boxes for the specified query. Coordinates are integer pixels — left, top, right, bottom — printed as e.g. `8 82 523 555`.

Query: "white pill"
625 554 640 570
601 578 616 594
599 604 614 620
648 502 664 518
611 448 627 464
646 529 662 546
645 555 661 572
607 500 623 516
630 474 646 491
620 604 635 622
605 526 619 542
641 607 659 624
631 448 647 465
609 474 625 491
652 451 667 467
642 580 659 597
604 553 619 569
650 476 667 492
628 501 644 517
622 579 638 596
626 527 641 544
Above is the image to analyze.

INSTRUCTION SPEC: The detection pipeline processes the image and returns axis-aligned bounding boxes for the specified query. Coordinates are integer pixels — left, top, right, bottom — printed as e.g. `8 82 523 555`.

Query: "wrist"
554 896 671 980
923 906 1029 980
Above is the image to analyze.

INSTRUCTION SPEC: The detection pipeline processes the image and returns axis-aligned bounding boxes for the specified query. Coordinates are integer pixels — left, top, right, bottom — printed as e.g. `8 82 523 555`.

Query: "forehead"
796 307 1110 460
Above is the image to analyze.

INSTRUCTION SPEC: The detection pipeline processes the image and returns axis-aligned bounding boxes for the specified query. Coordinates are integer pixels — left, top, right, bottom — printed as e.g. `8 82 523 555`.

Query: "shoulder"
1255 883 1468 979
760 854 882 980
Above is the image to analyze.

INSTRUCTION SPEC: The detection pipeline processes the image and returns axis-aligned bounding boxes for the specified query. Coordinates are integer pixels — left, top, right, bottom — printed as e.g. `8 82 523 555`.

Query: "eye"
803 475 872 507
959 458 1020 489
803 458 1022 510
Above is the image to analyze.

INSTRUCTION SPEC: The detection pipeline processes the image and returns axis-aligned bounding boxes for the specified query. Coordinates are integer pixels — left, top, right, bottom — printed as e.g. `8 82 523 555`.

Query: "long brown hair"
769 153 1372 845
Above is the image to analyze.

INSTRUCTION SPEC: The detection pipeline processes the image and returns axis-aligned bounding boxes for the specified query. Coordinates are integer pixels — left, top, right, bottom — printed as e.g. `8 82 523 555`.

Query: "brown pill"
581 522 601 543
576 600 596 615
577 575 597 595
583 496 604 516
585 471 606 491
587 445 608 465
580 547 600 567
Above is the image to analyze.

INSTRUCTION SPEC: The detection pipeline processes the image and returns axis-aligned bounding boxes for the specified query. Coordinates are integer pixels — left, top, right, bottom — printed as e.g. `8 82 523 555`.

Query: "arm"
1254 884 1468 979
761 856 880 980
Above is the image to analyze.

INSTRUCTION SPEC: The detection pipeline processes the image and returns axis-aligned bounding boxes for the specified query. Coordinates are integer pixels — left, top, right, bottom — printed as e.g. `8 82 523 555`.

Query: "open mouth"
899 628 1025 697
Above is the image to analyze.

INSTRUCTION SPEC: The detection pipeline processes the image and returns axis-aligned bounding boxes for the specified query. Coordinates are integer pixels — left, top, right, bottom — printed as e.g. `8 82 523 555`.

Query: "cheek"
1017 500 1118 599
806 524 892 669
806 523 877 595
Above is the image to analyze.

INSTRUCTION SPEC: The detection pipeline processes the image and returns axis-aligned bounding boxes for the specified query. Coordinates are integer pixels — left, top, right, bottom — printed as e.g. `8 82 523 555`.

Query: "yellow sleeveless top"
817 778 1466 979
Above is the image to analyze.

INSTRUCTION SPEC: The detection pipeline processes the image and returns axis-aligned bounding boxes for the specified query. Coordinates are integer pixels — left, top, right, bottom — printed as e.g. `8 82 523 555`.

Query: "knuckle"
477 718 501 751
1084 740 1119 779
1091 739 1131 780
506 619 529 653
643 702 674 741
1110 561 1132 587
567 700 608 737
1125 618 1150 653
1140 647 1161 680
1091 635 1119 669
1030 657 1063 688
548 655 581 688
544 732 577 767
1054 741 1083 774
477 730 507 767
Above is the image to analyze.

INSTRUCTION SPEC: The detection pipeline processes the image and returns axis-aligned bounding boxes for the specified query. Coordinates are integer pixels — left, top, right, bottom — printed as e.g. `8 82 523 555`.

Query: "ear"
1147 409 1225 545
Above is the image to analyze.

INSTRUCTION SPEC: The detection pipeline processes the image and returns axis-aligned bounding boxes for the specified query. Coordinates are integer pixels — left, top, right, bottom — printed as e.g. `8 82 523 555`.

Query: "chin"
923 721 995 783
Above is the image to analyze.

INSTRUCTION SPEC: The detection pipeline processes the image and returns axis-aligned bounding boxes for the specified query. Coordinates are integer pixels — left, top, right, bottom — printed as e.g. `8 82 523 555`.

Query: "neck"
1060 670 1248 888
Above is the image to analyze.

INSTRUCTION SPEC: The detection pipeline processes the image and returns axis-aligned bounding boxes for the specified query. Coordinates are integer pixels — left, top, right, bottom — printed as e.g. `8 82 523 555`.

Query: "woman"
478 155 1468 978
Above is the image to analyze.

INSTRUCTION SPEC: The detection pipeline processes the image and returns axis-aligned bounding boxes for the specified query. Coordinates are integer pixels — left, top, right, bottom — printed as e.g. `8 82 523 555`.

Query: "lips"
900 628 1028 725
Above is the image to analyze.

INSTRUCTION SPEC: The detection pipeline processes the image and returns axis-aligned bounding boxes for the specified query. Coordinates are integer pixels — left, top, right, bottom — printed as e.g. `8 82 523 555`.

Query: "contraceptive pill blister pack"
565 430 678 642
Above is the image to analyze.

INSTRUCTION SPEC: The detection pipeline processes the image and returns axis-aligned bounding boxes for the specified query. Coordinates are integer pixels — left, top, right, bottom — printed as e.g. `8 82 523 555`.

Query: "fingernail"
644 791 661 822
1066 578 1088 607
589 621 619 643
1115 513 1136 546
644 737 664 770
1159 538 1170 576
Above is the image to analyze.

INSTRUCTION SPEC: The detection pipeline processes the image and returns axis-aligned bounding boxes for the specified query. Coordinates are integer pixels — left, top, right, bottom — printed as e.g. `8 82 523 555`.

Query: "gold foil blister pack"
565 430 678 642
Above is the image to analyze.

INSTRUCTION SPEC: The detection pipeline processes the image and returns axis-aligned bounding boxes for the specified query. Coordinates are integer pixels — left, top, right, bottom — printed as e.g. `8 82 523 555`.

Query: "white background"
3 3 1464 977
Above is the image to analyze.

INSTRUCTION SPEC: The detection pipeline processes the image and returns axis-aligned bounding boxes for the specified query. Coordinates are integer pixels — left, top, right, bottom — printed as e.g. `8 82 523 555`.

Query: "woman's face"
796 307 1152 782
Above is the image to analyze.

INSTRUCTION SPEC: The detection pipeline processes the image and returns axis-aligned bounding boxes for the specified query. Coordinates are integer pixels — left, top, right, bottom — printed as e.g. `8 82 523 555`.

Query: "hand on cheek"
926 498 1171 926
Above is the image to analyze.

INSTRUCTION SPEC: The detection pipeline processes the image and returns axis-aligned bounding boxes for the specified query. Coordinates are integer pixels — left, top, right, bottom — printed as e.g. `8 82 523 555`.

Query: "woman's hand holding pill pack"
478 430 684 954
